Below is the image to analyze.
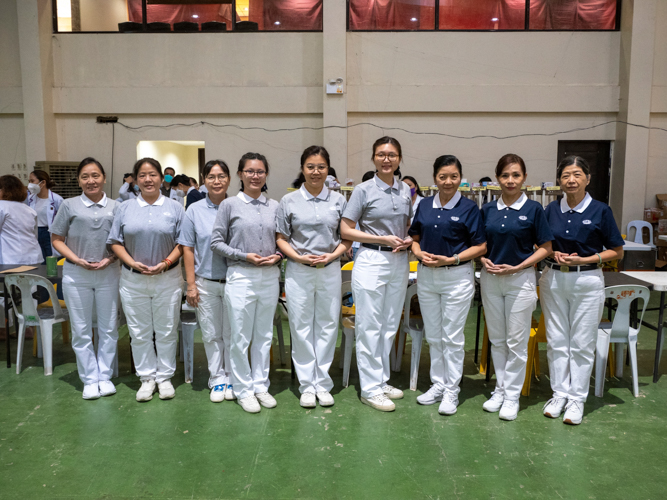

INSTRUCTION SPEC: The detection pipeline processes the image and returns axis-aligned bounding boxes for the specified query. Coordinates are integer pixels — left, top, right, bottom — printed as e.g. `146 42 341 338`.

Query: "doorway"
136 140 205 183
557 140 612 204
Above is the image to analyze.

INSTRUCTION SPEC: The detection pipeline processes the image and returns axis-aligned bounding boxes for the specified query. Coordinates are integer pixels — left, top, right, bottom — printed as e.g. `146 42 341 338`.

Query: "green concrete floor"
2 298 667 500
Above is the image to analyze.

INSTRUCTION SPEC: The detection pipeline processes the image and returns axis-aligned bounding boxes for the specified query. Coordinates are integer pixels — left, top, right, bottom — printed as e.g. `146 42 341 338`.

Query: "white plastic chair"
626 220 655 248
5 274 69 376
595 285 650 398
339 281 356 387
392 283 424 391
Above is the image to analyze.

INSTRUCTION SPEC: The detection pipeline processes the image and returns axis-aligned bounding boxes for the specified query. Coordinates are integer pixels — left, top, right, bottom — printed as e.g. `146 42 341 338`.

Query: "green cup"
46 256 58 277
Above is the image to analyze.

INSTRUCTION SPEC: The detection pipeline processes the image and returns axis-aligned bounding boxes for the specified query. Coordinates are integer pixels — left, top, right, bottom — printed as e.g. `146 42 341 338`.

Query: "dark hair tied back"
77 157 105 178
402 176 423 197
557 155 590 180
203 159 230 180
31 169 56 189
132 157 163 180
432 155 462 178
495 154 526 178
237 152 269 192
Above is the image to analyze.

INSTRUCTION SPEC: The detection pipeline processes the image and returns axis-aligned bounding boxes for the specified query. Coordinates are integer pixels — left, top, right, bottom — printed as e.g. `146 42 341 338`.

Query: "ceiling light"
491 17 499 21
274 21 280 25
192 14 199 18
410 17 417 22
245 7 248 11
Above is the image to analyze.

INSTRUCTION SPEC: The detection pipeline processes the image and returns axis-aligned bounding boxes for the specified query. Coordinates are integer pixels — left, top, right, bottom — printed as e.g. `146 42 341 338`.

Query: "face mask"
410 187 416 197
28 183 41 195
175 189 185 197
164 175 173 184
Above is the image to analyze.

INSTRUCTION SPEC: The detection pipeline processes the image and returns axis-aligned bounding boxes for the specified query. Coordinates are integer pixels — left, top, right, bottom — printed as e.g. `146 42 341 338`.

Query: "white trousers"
195 277 231 389
352 247 409 399
62 262 121 385
119 266 183 383
539 267 604 402
417 262 475 396
481 267 537 401
285 260 341 394
225 265 280 400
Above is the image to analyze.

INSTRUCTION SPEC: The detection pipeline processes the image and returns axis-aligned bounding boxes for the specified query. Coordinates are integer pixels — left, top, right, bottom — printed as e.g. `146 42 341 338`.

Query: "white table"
622 271 667 381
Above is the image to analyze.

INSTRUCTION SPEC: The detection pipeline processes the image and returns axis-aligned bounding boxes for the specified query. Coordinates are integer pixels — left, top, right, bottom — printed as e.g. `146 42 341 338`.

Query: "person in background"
118 173 138 202
276 146 351 408
189 177 199 190
169 174 190 206
341 136 413 412
26 169 63 262
161 167 175 198
51 158 120 400
480 154 553 421
186 176 205 209
180 160 233 403
211 152 282 414
108 158 185 402
402 175 424 221
410 156 486 416
479 176 492 186
540 156 624 425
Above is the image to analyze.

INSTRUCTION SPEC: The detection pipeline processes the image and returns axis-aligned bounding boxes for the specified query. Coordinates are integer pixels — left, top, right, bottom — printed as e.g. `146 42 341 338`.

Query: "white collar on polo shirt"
560 192 592 213
80 192 108 208
374 174 400 192
497 192 528 211
237 191 266 204
299 184 328 201
433 191 461 210
137 194 166 207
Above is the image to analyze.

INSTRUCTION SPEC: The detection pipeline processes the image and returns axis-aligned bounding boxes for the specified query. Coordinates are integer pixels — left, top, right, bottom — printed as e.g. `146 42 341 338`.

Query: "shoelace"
565 400 583 413
503 400 519 409
373 393 390 403
543 397 566 411
445 392 457 403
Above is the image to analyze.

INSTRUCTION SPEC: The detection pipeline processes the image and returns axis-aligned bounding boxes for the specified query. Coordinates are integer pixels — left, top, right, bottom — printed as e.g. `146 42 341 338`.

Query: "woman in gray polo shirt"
108 158 185 402
50 158 120 400
276 146 351 408
211 152 282 414
179 160 233 403
341 136 413 412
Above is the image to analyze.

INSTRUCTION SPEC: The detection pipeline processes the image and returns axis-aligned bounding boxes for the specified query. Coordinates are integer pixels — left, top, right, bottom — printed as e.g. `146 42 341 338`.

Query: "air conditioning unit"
34 161 81 200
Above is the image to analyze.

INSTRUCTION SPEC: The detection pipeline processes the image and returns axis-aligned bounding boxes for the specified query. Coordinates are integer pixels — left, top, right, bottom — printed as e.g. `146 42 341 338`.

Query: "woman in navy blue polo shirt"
409 155 486 416
480 154 553 421
540 156 624 425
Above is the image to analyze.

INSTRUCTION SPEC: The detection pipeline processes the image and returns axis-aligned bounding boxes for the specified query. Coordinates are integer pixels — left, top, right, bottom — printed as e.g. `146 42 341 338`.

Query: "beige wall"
79 0 128 32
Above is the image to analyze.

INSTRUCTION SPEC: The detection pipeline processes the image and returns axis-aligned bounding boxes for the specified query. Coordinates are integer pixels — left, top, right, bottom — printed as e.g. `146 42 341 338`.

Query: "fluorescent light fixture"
410 17 417 21
491 17 499 21
274 21 280 25
192 14 199 18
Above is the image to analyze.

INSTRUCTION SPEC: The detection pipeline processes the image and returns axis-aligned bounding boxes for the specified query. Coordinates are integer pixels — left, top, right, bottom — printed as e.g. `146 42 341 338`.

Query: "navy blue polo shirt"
409 192 485 257
545 193 624 255
482 194 553 266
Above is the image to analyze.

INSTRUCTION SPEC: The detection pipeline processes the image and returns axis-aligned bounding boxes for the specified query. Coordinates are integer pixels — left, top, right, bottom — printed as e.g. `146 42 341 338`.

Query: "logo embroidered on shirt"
519 215 528 221
583 220 592 225
451 216 460 221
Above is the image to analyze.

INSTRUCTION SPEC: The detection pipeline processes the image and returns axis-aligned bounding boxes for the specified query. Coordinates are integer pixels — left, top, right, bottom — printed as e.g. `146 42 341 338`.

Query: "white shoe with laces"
316 391 335 407
136 380 157 402
158 380 176 400
381 384 404 400
83 383 100 400
255 392 277 408
543 396 567 418
225 384 236 400
238 395 261 413
98 380 116 397
300 392 316 408
563 400 584 425
417 385 444 406
499 399 519 421
361 393 396 412
210 384 226 403
438 392 459 415
482 392 504 413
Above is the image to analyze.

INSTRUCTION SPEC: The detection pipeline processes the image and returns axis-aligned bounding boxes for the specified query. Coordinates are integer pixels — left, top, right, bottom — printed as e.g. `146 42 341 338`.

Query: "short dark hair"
203 160 230 179
433 155 462 177
361 170 375 182
31 169 56 189
0 175 27 202
372 136 402 179
300 146 330 169
479 176 492 184
77 157 105 178
133 157 163 179
495 154 526 178
238 152 269 192
164 167 175 175
557 155 590 180
170 174 190 188
402 175 423 197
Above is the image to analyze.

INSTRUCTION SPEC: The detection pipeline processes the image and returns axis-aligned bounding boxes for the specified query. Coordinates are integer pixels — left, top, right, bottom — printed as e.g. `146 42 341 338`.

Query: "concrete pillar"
322 0 348 180
611 0 657 230
17 0 57 169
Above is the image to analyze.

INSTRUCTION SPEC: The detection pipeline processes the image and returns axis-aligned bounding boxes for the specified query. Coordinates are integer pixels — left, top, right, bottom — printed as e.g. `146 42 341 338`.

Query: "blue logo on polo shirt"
451 216 459 221
583 220 592 225
519 216 528 220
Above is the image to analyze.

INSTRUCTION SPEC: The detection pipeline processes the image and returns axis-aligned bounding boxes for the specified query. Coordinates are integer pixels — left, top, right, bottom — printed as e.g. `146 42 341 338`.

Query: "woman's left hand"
486 264 520 276
558 253 587 266
143 261 168 275
311 253 335 266
88 257 114 271
393 237 413 253
260 254 282 266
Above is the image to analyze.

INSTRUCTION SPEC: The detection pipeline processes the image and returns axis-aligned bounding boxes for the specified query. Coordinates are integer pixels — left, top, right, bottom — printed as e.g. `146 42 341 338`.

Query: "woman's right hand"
246 253 268 266
186 286 200 308
480 257 496 272
383 235 407 249
132 261 151 273
75 257 97 270
299 254 321 266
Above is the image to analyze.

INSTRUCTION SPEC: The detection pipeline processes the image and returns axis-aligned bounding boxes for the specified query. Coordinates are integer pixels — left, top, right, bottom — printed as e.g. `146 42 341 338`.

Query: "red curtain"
529 0 616 30
349 0 436 30
439 0 525 30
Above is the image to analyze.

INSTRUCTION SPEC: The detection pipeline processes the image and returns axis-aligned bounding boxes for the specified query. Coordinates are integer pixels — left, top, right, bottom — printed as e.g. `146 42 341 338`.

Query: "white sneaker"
482 393 504 413
300 392 316 408
381 384 404 400
563 400 584 425
255 392 277 408
417 386 444 405
438 392 459 416
210 384 226 403
98 380 116 397
543 397 567 419
158 380 175 400
361 393 396 412
499 399 520 421
316 391 335 407
238 395 261 413
136 380 157 402
225 384 236 400
82 383 100 400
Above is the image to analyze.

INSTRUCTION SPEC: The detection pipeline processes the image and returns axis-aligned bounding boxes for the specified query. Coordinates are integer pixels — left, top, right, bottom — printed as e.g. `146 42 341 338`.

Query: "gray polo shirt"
107 194 184 267
276 185 347 256
178 195 227 280
343 175 413 239
50 193 118 262
211 192 279 268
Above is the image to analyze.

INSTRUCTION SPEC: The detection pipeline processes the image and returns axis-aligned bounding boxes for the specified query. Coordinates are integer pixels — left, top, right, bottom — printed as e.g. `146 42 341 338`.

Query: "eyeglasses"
304 164 328 172
206 175 229 182
243 170 267 177
375 153 399 161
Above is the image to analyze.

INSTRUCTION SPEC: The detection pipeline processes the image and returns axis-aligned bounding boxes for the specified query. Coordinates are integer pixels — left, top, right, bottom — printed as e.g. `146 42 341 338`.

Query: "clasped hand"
481 257 521 276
